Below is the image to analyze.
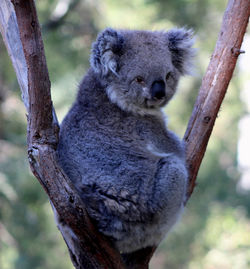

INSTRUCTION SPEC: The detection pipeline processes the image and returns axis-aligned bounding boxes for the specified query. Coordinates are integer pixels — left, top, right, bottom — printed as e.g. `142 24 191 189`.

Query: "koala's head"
90 28 195 115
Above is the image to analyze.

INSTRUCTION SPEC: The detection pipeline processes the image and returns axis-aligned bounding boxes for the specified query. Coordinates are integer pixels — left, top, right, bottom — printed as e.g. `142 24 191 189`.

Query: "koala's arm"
80 138 187 235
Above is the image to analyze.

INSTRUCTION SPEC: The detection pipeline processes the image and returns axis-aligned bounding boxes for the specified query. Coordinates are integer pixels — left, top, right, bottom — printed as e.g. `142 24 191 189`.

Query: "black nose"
151 80 165 100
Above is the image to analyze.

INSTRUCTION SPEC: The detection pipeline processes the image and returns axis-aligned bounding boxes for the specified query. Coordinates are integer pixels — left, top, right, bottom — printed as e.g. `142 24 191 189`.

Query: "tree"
0 0 249 268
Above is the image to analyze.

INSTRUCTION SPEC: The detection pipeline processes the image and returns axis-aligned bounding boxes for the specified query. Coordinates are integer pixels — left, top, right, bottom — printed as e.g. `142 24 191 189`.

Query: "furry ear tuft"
90 28 124 76
167 28 195 75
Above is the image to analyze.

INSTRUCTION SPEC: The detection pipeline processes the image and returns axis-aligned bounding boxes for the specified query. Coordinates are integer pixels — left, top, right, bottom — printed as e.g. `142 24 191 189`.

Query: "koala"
57 28 194 254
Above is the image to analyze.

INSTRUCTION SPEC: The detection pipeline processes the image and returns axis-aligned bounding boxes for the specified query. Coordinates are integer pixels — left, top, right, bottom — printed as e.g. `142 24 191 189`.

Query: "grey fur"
57 28 194 253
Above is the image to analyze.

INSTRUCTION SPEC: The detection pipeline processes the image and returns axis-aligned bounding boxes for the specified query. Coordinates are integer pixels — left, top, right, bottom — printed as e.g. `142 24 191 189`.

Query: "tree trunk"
0 0 249 268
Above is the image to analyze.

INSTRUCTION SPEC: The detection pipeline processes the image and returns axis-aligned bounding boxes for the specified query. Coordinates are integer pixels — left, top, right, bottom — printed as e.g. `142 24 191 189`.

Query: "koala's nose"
151 80 166 100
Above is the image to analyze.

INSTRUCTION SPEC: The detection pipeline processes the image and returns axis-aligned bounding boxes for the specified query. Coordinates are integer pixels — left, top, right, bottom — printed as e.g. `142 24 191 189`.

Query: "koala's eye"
166 72 172 80
135 76 144 84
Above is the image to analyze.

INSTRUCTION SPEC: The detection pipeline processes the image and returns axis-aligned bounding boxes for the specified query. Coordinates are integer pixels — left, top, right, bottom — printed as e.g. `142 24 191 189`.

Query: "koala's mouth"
145 97 167 109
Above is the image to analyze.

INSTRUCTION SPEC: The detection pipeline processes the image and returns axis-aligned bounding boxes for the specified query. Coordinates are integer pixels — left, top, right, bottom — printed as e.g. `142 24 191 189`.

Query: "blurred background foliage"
0 0 249 268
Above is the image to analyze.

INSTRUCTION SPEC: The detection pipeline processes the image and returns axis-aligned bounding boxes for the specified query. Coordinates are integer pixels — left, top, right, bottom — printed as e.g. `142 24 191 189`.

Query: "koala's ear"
90 28 124 76
166 28 195 75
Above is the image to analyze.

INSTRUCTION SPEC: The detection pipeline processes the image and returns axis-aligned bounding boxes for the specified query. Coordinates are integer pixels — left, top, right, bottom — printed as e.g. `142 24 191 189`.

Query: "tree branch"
1 0 124 268
184 0 250 200
0 0 28 110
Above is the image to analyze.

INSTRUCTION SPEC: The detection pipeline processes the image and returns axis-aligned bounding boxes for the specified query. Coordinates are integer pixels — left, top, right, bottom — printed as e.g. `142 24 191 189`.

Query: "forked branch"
0 0 249 268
